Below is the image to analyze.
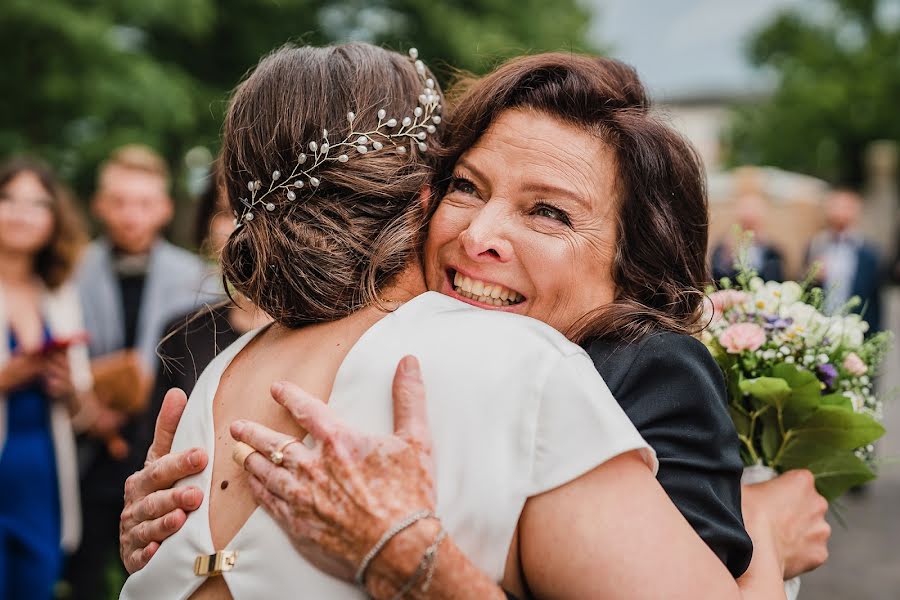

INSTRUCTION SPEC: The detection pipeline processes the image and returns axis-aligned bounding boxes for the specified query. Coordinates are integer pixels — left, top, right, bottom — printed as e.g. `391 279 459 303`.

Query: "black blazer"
506 332 752 599
585 332 752 577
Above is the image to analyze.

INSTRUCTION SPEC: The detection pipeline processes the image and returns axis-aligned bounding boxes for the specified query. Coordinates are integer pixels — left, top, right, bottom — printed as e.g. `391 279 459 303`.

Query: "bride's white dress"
121 291 657 599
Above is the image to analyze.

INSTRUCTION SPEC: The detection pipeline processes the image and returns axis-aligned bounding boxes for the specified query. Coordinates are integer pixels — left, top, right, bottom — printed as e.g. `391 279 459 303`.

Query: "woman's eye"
533 203 570 225
449 176 477 196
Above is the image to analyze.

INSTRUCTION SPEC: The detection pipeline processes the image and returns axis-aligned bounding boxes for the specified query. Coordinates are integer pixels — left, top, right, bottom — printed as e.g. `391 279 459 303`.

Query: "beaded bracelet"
355 509 434 587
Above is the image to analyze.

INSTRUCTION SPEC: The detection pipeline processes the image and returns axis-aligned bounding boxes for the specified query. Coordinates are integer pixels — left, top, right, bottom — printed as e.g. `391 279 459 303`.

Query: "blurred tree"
0 0 595 211
723 0 900 186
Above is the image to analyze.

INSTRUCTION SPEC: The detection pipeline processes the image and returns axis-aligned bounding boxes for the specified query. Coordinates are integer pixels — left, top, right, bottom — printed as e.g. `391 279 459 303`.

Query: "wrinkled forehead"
458 109 618 210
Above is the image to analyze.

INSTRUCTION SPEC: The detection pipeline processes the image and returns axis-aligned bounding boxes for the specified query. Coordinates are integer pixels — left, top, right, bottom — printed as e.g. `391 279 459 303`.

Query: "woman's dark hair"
220 43 443 328
0 157 86 289
436 53 709 342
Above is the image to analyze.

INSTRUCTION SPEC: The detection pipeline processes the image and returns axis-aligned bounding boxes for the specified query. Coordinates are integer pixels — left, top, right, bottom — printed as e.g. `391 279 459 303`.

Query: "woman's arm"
517 451 784 599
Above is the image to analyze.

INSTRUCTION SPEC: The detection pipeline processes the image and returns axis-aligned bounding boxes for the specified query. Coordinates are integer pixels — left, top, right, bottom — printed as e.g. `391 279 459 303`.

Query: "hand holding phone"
40 331 90 355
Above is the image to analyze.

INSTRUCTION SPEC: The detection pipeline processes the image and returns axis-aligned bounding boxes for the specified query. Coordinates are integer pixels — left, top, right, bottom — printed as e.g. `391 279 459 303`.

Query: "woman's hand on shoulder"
231 355 437 588
741 469 831 578
120 388 208 573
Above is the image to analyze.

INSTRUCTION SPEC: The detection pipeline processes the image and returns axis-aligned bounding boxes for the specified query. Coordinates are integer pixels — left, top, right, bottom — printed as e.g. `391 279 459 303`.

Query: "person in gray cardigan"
65 145 218 600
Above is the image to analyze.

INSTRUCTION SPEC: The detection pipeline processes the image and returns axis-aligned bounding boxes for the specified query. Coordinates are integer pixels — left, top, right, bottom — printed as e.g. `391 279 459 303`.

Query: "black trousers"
63 497 126 600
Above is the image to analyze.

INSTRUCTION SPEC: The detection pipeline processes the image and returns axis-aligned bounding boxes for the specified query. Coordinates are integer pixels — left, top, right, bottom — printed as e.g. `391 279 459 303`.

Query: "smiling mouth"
450 270 525 307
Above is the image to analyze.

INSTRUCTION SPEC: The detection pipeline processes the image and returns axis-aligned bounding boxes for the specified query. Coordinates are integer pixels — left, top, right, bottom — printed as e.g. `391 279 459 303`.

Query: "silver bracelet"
420 528 448 593
389 526 447 600
355 509 434 587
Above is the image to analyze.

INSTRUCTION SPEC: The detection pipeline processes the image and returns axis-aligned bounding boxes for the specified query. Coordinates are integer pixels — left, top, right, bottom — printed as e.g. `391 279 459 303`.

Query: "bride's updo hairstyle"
436 54 708 342
221 43 442 327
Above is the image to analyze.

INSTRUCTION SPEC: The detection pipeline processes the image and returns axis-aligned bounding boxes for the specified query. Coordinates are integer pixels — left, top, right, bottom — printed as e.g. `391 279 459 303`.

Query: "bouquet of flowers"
702 273 890 502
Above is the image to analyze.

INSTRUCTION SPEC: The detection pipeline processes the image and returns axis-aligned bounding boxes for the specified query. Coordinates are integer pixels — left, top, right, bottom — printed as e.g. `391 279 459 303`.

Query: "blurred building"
591 0 899 276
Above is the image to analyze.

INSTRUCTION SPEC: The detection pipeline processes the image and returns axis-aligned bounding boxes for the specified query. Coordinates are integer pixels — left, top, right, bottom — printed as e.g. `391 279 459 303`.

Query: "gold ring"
270 438 300 466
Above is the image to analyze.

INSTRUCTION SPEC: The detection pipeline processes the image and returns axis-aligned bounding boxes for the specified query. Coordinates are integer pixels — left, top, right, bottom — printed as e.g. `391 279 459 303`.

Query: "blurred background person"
147 168 269 445
66 145 216 599
0 158 95 600
711 191 785 283
806 188 884 333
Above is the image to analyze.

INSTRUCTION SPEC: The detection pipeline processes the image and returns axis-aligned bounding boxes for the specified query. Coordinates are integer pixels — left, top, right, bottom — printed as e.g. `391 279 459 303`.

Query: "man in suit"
806 188 883 333
65 145 217 599
711 192 785 284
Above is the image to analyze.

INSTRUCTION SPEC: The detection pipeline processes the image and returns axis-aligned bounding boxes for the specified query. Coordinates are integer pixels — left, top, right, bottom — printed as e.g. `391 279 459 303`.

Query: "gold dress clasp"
194 550 238 577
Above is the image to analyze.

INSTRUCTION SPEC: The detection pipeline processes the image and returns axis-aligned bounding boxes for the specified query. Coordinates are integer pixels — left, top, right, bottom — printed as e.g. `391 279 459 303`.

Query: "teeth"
451 270 523 306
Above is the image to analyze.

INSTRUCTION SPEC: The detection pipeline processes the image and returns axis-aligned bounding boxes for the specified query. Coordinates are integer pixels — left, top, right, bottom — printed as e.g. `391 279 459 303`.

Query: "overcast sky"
587 0 806 100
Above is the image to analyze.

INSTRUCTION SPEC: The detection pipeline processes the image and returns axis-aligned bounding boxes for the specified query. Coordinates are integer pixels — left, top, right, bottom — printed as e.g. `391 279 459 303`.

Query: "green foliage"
723 0 900 185
737 367 884 500
0 0 595 209
740 376 792 408
790 405 885 450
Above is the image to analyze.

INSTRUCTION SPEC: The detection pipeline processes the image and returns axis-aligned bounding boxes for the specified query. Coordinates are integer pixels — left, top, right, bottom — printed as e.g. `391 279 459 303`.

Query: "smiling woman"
427 53 709 344
425 109 619 335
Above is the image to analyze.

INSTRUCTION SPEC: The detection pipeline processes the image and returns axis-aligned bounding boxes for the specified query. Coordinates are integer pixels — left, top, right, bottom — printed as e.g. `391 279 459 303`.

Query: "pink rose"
719 323 766 354
708 290 750 321
842 352 868 376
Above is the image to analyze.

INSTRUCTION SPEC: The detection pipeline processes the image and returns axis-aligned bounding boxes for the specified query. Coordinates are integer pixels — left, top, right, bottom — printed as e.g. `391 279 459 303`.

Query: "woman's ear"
418 184 432 209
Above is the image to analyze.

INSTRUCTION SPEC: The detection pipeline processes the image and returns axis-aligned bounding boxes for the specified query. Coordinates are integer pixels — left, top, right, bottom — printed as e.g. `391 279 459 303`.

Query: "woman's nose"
459 202 513 263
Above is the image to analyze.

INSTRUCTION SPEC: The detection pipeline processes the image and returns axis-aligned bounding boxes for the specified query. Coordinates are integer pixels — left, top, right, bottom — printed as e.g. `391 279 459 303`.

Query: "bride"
121 43 785 599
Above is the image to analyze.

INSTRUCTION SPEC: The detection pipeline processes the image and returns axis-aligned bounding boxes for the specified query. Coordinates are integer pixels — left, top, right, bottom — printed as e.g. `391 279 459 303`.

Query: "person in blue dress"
0 158 95 600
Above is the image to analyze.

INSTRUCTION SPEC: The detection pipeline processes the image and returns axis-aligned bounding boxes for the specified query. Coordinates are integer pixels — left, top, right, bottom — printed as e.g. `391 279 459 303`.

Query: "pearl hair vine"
236 48 442 225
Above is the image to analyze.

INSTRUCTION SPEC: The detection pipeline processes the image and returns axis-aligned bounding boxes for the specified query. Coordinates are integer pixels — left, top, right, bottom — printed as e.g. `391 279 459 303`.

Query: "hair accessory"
236 48 442 225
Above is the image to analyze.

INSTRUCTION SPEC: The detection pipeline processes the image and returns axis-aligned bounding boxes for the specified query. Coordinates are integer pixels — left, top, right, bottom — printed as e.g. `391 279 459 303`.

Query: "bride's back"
206 309 389 549
186 42 444 599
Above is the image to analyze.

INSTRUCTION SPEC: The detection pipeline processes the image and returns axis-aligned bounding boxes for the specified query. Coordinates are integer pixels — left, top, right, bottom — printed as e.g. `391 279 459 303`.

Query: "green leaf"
771 363 823 428
792 406 885 450
778 437 839 470
760 409 781 462
729 405 751 437
772 363 821 402
807 451 877 502
820 393 853 411
740 377 791 409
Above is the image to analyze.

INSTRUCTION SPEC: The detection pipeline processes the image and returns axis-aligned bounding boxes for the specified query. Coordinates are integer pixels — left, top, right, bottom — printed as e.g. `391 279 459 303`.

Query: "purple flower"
816 363 838 390
763 316 793 330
